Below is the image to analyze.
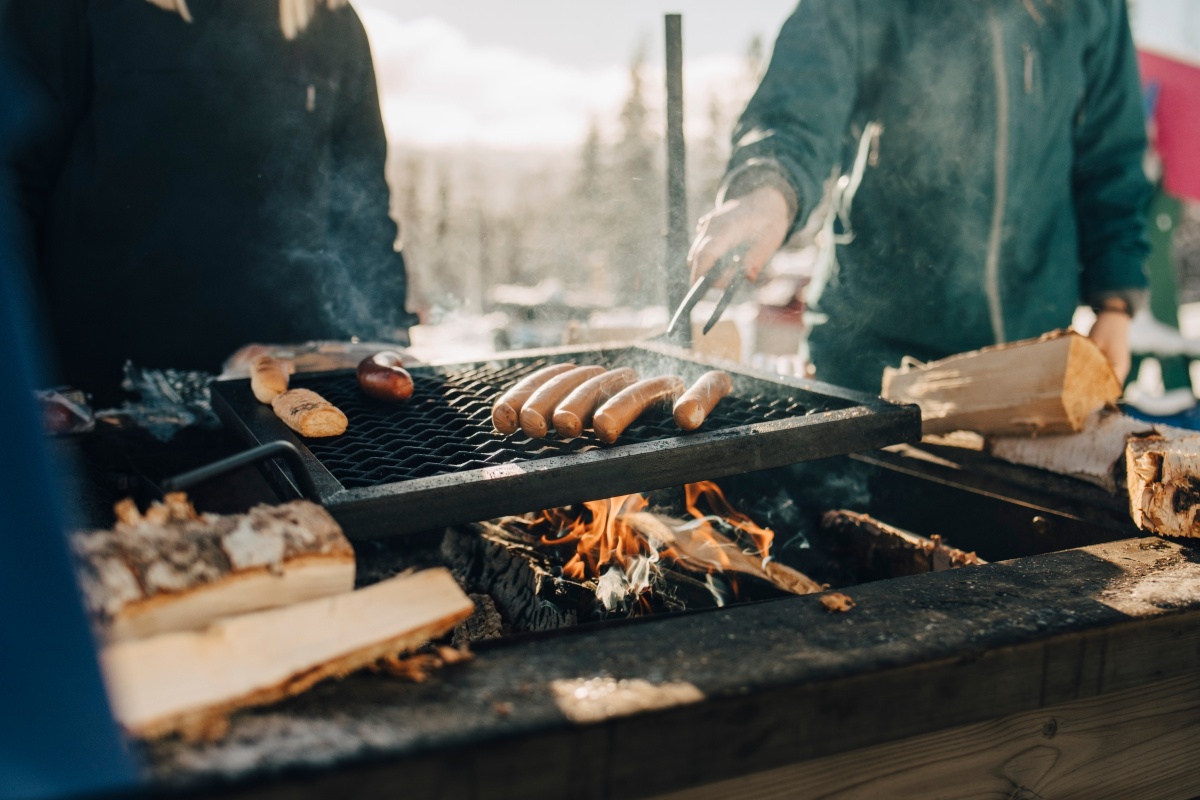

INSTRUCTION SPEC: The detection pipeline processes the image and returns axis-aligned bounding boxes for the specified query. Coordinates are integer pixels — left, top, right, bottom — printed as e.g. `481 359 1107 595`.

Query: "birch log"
882 330 1121 437
990 408 1162 493
1127 434 1200 539
71 495 355 642
101 568 474 740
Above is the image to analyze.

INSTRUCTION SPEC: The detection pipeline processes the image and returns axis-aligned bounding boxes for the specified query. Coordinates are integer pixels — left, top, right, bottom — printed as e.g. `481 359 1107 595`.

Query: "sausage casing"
357 351 414 403
592 376 687 444
672 370 733 431
552 367 639 439
492 363 576 434
519 365 607 438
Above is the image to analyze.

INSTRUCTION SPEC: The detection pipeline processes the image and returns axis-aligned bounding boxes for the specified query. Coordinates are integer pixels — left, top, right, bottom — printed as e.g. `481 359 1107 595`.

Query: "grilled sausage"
592 376 687 444
492 363 577 434
672 370 733 431
357 351 414 403
518 365 607 438
272 388 348 437
250 355 291 404
552 367 639 439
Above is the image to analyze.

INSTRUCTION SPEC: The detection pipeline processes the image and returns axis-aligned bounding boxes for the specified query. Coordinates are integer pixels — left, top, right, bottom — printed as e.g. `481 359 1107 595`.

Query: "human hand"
688 185 792 286
1089 310 1132 384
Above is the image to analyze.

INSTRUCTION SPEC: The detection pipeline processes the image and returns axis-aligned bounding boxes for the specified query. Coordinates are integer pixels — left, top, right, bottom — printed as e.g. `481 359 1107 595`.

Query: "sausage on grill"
592 376 687 444
552 367 639 439
491 363 577 434
519 365 607 438
357 351 414 403
672 370 733 431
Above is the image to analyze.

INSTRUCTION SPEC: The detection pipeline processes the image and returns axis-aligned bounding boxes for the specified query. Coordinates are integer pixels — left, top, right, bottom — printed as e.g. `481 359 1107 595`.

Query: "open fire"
519 481 822 612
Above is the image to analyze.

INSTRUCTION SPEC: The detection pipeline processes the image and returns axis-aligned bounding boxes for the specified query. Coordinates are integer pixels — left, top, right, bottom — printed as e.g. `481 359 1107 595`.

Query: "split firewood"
989 408 1163 493
820 510 984 578
882 330 1121 437
1127 433 1200 539
820 592 856 613
271 387 348 437
71 495 355 643
100 568 474 740
624 511 824 595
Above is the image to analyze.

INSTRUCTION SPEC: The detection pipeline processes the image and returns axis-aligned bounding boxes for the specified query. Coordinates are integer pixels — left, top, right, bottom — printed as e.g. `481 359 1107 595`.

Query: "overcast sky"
354 1 1200 152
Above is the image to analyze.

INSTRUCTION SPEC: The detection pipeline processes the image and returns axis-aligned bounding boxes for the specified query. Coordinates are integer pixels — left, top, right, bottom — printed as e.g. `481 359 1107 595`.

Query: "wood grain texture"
102 568 474 740
648 671 1200 800
882 330 1121 437
71 499 354 642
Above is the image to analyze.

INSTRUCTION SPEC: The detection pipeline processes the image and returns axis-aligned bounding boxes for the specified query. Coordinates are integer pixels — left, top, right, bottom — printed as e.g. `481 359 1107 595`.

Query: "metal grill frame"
211 341 921 540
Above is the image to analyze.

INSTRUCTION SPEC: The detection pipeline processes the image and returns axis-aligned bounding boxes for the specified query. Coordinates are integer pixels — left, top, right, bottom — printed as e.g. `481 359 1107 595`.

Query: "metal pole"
665 13 690 347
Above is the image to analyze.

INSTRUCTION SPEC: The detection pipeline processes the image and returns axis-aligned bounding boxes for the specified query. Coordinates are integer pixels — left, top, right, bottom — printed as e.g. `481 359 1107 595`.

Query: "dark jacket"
2 0 417 403
728 0 1150 392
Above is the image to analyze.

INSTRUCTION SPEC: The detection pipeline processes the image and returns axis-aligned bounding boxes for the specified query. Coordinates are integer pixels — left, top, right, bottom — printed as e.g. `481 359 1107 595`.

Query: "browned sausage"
552 367 639 439
592 376 687 444
492 363 576 434
672 370 733 431
357 351 414 403
518 365 607 438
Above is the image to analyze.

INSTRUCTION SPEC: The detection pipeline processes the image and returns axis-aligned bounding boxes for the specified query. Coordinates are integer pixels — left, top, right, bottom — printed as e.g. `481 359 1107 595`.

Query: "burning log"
442 523 590 632
71 495 355 642
820 510 984 580
101 568 473 741
1127 433 1200 538
882 330 1122 437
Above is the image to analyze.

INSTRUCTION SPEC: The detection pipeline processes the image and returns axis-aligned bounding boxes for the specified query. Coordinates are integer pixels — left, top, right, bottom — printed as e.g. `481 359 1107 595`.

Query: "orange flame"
534 481 775 598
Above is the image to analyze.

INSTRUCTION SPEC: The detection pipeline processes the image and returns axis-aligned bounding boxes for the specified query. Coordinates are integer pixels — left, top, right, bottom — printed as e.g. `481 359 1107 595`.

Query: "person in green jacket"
689 0 1150 393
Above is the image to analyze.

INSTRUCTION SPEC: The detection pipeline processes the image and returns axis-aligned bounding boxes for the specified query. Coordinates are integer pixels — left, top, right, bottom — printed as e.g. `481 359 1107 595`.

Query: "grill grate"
297 357 823 490
211 344 920 540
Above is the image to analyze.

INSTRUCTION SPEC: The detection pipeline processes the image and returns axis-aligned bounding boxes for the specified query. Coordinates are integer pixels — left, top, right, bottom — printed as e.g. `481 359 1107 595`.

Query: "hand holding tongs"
666 250 747 337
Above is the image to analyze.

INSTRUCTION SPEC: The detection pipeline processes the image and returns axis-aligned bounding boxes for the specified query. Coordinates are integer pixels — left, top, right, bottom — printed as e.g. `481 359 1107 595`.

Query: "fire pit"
211 342 920 540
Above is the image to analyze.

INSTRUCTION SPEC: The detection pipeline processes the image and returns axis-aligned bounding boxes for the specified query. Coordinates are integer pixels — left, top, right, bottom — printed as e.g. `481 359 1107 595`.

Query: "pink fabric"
1140 49 1200 202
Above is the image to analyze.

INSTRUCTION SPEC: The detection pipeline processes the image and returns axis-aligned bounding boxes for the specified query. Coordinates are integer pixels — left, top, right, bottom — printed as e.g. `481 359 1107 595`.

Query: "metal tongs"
666 251 747 338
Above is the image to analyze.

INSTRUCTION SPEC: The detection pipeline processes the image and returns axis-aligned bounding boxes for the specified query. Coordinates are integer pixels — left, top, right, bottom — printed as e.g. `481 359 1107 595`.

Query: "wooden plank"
882 330 1121 436
71 497 355 642
648 670 1200 800
102 568 474 740
142 537 1200 800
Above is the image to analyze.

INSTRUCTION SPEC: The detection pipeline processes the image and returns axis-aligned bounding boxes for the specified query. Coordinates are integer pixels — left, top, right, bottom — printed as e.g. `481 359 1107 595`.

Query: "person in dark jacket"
689 0 1150 393
2 0 418 405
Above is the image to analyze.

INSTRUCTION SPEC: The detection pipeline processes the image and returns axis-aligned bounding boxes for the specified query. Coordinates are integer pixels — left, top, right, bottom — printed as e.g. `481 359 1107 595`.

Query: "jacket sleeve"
722 0 871 231
0 0 90 299
325 6 419 339
1073 0 1151 307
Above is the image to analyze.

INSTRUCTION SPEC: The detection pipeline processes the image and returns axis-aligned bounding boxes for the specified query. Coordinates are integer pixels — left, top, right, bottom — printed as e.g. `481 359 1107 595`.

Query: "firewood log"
989 408 1162 493
882 330 1121 437
1127 433 1200 539
101 568 474 740
820 510 984 578
71 496 355 642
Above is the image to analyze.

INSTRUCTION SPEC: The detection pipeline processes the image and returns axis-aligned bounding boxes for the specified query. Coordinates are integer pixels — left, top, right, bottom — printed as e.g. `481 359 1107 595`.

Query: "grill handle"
162 441 321 502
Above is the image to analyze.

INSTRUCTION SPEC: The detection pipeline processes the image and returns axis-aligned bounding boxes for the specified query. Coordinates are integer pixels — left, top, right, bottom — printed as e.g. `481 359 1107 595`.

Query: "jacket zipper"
986 10 1009 345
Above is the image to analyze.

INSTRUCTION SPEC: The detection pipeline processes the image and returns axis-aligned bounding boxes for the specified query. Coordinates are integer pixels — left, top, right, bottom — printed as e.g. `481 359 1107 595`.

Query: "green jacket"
728 0 1150 391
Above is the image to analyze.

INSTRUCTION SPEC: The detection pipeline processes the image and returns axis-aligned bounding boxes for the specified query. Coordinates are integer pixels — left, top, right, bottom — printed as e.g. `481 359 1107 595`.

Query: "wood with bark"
71 496 355 642
988 408 1161 493
101 567 473 741
881 330 1121 437
1127 433 1200 538
820 510 984 579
